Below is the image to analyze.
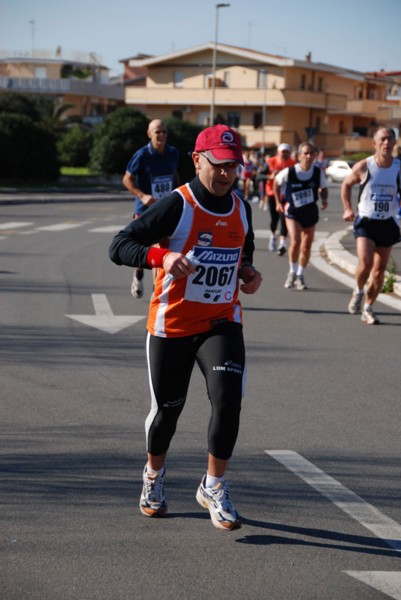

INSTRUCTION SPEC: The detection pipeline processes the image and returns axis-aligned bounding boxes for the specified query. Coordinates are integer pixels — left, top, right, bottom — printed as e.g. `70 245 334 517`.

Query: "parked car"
325 160 352 183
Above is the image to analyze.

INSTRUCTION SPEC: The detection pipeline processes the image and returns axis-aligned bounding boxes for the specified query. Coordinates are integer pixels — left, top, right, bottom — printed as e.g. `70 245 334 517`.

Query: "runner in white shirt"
342 127 401 324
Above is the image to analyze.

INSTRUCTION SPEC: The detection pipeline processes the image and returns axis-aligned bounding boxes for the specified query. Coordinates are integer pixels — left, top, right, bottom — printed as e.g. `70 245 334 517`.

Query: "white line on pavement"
36 221 92 231
266 450 401 552
88 225 126 233
0 222 33 230
345 571 401 599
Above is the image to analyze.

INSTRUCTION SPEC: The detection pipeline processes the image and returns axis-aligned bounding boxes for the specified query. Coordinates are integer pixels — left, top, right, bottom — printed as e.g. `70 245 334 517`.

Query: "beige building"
0 50 124 124
123 43 399 156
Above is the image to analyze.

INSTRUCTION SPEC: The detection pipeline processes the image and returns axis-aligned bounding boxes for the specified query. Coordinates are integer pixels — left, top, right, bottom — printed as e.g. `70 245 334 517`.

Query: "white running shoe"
196 476 241 531
139 466 167 517
348 291 364 314
295 274 307 290
284 272 296 289
131 271 144 299
361 305 380 325
268 234 277 252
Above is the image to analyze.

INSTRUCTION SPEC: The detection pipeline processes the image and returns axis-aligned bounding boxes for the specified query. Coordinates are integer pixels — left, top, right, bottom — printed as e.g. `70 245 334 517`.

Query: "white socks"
147 465 165 477
205 474 224 488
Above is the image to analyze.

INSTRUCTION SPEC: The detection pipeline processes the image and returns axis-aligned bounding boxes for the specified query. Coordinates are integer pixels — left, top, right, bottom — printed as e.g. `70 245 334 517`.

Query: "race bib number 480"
184 246 241 304
151 175 174 200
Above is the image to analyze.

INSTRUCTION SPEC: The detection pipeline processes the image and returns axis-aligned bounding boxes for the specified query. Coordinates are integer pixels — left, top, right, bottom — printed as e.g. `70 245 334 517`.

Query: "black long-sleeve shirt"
109 176 255 269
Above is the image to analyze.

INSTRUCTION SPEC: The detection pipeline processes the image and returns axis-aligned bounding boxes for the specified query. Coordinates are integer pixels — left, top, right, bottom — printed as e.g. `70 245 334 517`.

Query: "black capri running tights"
145 322 246 460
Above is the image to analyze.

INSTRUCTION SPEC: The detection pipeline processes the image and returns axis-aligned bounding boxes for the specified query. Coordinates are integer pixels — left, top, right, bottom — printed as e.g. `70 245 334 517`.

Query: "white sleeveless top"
358 156 400 221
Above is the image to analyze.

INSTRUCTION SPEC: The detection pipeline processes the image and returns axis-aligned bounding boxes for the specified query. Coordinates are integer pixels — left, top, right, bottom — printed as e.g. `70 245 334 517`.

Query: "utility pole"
209 3 230 126
261 69 267 154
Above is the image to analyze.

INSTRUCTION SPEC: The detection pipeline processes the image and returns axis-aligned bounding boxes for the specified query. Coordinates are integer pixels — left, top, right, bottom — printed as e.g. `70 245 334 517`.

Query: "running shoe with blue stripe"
196 475 241 531
139 466 167 517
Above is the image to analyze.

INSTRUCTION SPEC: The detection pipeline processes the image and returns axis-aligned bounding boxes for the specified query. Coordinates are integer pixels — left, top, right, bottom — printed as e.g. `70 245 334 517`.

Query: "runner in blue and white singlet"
342 127 401 324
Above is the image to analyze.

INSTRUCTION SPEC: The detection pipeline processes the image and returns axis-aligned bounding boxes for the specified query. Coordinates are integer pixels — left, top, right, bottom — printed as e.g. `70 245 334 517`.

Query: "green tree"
0 92 41 121
164 118 203 182
57 126 93 167
34 96 78 136
89 108 149 174
0 113 59 181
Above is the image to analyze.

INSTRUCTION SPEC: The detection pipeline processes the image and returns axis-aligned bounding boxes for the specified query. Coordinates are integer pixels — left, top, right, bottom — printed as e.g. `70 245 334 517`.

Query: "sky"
1 0 401 78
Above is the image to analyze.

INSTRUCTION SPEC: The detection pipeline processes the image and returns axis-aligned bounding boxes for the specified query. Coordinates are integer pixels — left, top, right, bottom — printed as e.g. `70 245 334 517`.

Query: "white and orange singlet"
147 183 249 337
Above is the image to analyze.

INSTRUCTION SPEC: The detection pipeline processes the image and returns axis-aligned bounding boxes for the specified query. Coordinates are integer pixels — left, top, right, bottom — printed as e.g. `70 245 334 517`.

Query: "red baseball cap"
194 124 244 165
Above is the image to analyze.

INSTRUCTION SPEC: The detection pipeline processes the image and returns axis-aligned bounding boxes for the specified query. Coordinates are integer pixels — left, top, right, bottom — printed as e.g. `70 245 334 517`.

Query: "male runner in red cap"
110 124 262 531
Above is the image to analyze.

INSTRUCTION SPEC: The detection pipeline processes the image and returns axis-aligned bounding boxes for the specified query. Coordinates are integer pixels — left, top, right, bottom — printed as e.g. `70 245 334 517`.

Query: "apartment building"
0 50 124 124
123 43 399 156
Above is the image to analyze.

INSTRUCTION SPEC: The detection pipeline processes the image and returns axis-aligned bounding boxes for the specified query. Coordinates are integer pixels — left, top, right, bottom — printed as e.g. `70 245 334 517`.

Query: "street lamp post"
261 69 267 154
209 3 230 126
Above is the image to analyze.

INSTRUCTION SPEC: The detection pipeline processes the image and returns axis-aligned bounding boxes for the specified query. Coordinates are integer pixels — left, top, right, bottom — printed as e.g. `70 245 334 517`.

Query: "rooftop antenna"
29 19 35 56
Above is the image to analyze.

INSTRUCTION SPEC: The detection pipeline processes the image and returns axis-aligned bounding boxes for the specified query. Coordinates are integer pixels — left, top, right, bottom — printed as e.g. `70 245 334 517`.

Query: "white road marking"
89 225 125 233
266 450 401 552
345 571 401 599
65 294 145 334
0 222 33 230
36 221 92 231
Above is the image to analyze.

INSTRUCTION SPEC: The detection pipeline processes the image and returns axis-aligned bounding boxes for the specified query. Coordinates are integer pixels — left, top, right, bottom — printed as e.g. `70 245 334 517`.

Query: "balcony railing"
125 86 347 110
344 99 383 117
377 105 401 121
0 76 124 100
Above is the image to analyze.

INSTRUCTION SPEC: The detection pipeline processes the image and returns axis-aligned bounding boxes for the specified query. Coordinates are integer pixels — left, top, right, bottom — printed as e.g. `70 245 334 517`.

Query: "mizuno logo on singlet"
197 248 240 263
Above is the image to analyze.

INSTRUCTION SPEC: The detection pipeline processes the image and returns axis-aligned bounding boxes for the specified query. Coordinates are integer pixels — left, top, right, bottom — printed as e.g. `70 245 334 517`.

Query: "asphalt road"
1 193 401 600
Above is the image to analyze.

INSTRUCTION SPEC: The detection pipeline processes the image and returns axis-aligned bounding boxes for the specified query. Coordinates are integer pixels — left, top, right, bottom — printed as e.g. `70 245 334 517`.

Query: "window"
300 74 306 90
253 111 262 129
258 70 267 89
172 110 183 120
198 112 210 126
315 116 321 132
205 74 213 88
173 71 184 88
227 112 240 128
223 71 230 87
318 77 323 92
35 66 47 79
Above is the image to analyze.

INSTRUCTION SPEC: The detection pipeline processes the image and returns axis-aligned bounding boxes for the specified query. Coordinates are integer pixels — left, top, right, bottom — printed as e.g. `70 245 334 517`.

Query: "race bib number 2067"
184 246 241 304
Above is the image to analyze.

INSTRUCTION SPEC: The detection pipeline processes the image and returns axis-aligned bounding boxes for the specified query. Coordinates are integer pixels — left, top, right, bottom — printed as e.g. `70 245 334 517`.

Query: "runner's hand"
342 208 355 222
240 266 262 294
162 252 196 279
140 194 157 207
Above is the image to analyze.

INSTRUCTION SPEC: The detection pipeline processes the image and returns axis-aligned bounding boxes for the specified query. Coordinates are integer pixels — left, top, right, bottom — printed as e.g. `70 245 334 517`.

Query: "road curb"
321 228 401 299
